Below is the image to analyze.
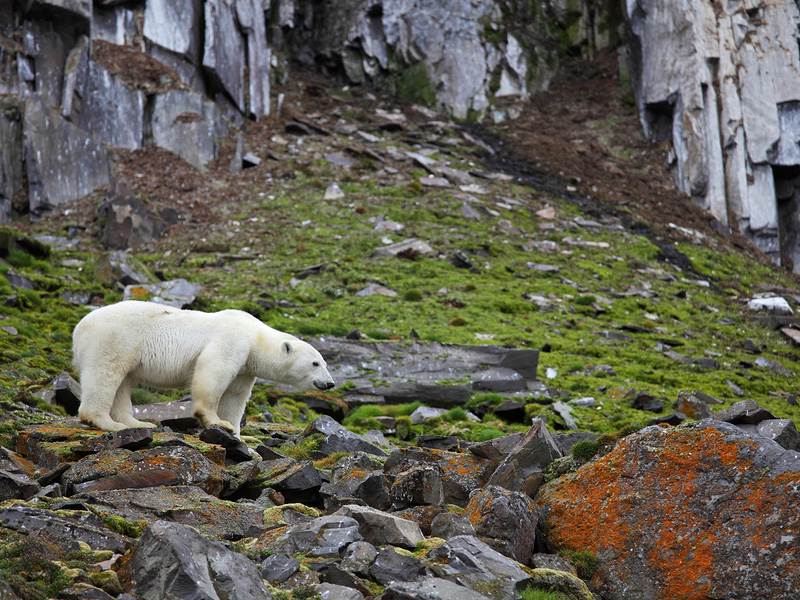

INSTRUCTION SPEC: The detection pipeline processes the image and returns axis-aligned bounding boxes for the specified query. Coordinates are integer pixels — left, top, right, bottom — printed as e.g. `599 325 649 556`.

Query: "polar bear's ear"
282 341 293 355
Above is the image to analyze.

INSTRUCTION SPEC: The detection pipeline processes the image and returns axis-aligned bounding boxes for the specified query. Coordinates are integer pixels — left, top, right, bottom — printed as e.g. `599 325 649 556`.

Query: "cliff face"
2 0 800 269
624 0 800 270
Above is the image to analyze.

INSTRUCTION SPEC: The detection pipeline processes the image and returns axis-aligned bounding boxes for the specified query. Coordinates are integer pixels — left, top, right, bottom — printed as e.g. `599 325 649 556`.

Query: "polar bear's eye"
312 361 320 367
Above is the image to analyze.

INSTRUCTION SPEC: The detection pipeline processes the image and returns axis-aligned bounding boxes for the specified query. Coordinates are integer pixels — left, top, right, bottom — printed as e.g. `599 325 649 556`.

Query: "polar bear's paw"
194 411 235 433
79 412 132 432
118 418 158 429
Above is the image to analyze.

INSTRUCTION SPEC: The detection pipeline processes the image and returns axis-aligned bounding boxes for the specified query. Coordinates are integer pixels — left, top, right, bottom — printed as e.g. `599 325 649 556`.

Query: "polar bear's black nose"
315 380 335 390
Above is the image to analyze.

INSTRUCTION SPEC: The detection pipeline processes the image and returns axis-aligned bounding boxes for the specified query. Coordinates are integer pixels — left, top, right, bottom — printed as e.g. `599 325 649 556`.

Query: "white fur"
72 301 334 436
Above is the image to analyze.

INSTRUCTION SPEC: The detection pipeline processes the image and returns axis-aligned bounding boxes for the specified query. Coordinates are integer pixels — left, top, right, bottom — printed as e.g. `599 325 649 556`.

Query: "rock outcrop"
537 419 800 600
624 0 800 268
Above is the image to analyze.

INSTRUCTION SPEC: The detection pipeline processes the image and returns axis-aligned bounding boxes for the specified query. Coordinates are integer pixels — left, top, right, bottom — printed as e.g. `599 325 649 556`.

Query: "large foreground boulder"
536 420 800 600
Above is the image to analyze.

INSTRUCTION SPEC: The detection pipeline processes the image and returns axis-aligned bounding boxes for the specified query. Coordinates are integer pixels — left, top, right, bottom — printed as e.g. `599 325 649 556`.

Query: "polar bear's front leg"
216 375 257 438
190 348 243 433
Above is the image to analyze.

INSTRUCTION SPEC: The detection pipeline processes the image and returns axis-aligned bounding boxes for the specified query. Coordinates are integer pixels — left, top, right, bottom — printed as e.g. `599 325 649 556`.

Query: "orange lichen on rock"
536 421 800 600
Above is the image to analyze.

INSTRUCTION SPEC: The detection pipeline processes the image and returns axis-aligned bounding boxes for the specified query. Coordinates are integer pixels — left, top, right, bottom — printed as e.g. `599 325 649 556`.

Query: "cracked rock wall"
625 0 800 269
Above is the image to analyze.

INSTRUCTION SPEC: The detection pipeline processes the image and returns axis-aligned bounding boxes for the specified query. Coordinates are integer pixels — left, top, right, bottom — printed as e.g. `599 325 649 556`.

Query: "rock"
714 399 777 425
340 540 379 576
528 568 593 600
737 419 800 451
203 0 245 112
382 577 492 600
464 486 538 564
389 465 444 509
0 504 131 553
326 453 390 511
99 194 166 250
624 0 800 265
384 447 495 507
235 0 271 118
537 420 800 600
324 182 346 200
61 446 227 496
427 535 532 600
23 96 111 215
748 296 794 315
260 458 322 505
316 583 364 600
486 418 561 497
0 455 39 500
674 392 712 420
335 504 424 549
123 278 203 308
150 89 225 171
95 251 149 286
261 554 300 584
629 390 665 413
302 415 388 457
370 238 434 258
368 546 432 586
430 512 476 539
47 371 82 415
198 425 254 462
415 435 457 451
754 356 793 376
126 520 272 600
551 401 578 429
410 406 448 425
254 514 362 558
78 60 144 150
75 485 265 540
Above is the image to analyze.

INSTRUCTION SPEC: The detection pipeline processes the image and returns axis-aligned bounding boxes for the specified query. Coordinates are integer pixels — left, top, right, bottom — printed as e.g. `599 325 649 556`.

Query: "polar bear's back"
72 302 261 380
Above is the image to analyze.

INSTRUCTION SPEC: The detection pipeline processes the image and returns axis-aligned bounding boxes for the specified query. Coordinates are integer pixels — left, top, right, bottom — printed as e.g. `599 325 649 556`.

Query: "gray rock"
236 0 271 118
144 0 204 62
551 401 578 430
410 406 448 425
74 485 265 540
100 194 166 250
0 504 131 553
382 577 492 600
203 0 245 112
149 89 225 170
261 554 300 584
316 583 364 600
123 279 203 308
78 61 144 150
389 465 444 509
464 486 539 564
336 504 424 549
0 98 24 222
0 466 39 501
23 96 111 215
714 399 777 425
674 393 712 420
340 540 378 576
370 238 434 258
369 546 432 586
258 515 362 558
754 356 793 376
430 512 475 539
738 419 800 451
471 367 527 392
128 520 272 600
427 535 532 600
303 415 389 458
48 371 81 415
486 418 561 497
96 251 149 286
328 453 390 510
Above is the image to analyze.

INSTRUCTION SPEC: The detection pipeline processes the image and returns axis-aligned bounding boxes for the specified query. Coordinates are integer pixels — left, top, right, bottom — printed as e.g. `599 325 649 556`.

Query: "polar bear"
72 301 334 437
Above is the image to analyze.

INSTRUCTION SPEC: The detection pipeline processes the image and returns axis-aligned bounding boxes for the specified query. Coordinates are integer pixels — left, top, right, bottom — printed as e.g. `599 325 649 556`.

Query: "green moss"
558 548 599 580
390 62 436 108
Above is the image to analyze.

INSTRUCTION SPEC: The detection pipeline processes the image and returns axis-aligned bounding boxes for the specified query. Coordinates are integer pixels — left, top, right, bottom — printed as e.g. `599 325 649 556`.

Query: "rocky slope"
1 1 800 600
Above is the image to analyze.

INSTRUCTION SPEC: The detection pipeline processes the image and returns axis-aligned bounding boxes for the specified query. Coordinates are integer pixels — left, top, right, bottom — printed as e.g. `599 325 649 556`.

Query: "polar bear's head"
279 339 335 391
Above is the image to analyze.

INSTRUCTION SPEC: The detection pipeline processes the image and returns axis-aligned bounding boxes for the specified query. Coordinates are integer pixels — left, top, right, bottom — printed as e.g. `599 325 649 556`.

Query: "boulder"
203 0 245 112
99 194 167 250
384 447 495 507
714 399 777 425
382 577 492 600
537 419 800 600
389 465 444 509
426 535 532 600
335 504 424 549
123 279 203 308
253 514 362 558
430 512 476 539
261 554 300 584
368 546 432 586
126 520 272 600
303 415 389 457
326 453 390 510
74 485 265 540
464 485 539 564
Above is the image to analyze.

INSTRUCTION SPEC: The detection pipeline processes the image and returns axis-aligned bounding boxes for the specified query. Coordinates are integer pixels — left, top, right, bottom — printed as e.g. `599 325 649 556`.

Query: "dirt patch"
92 40 185 94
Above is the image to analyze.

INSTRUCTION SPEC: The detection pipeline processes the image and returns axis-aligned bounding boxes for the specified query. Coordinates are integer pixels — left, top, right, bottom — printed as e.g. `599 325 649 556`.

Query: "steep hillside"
3 52 799 440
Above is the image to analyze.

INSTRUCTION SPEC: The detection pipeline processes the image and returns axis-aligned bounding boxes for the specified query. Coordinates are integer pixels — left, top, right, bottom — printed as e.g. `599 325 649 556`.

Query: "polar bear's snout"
314 379 336 391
